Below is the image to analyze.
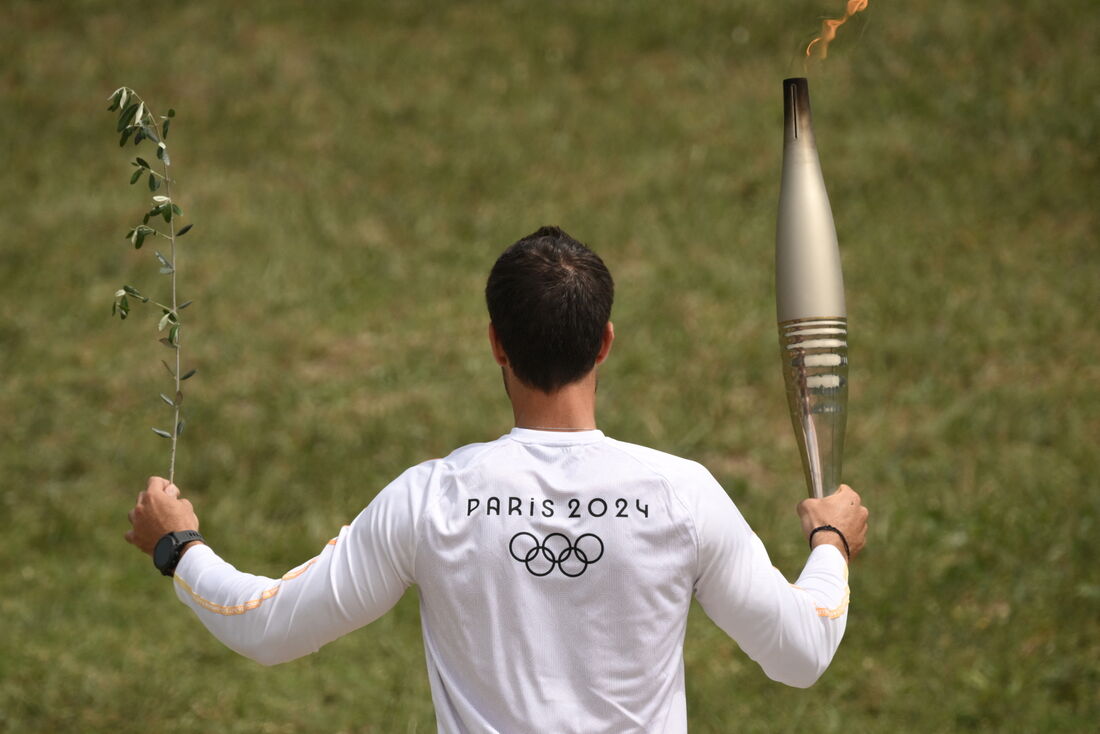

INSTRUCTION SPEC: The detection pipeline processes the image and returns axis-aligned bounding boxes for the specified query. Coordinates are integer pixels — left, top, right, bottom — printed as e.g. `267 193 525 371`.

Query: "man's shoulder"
603 436 717 486
380 436 510 500
412 433 513 473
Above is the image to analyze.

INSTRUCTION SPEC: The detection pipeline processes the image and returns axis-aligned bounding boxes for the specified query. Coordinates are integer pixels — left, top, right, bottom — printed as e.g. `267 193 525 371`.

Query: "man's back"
416 428 699 732
390 427 848 732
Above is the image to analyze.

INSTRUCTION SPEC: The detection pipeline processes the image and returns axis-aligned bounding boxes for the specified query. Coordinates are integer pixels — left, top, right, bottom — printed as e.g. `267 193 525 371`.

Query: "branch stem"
162 151 181 485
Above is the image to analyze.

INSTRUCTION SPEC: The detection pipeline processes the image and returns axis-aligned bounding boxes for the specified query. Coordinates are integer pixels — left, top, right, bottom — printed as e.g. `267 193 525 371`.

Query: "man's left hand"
125 476 200 555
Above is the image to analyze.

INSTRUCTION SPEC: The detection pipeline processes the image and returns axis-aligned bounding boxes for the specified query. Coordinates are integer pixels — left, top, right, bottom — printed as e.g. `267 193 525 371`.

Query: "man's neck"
508 372 598 431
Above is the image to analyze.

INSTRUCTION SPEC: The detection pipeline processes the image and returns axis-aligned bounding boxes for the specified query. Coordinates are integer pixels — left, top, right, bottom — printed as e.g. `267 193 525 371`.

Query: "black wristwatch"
153 530 205 577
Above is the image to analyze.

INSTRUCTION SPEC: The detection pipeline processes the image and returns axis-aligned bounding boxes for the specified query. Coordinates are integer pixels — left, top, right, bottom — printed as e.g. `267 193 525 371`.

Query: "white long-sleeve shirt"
174 428 850 733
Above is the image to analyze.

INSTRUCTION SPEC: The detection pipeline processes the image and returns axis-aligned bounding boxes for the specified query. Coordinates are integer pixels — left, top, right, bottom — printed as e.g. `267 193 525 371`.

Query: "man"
127 226 869 733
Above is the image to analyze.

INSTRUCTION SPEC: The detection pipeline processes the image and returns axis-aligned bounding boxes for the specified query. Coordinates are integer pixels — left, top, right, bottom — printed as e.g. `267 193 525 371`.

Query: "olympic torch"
775 77 848 499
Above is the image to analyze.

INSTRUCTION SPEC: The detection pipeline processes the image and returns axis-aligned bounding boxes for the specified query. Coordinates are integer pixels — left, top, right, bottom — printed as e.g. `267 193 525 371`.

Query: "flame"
806 0 869 59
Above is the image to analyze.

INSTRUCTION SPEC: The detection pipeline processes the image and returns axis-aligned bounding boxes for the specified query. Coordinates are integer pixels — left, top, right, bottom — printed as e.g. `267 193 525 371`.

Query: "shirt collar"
507 427 606 445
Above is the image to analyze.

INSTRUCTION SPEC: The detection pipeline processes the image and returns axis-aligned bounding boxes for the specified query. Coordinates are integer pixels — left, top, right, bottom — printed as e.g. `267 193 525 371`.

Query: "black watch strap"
153 529 205 577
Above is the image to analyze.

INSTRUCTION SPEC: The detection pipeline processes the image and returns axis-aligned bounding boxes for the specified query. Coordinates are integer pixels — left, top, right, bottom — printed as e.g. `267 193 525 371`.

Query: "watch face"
154 534 177 571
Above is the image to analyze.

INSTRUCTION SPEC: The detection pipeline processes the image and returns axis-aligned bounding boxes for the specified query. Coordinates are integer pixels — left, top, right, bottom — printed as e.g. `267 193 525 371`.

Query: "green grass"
1 0 1097 731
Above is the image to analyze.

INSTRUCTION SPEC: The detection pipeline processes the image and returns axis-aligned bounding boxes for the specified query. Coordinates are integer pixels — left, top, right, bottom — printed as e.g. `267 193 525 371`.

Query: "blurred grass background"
1 0 1097 731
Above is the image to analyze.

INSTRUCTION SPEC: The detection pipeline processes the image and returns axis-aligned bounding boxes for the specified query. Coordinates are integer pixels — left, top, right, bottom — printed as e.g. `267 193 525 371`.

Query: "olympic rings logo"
508 532 604 578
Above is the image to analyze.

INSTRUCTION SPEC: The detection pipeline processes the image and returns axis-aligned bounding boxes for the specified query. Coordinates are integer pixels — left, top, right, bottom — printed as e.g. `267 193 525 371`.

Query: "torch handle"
779 317 848 498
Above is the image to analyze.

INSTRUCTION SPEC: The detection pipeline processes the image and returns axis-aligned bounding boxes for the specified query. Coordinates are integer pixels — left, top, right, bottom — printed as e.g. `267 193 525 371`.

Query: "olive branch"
106 87 195 484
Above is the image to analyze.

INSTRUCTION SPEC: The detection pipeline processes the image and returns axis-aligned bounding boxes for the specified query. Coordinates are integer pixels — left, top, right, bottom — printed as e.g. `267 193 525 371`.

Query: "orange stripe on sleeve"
813 586 850 619
789 582 850 619
174 536 339 617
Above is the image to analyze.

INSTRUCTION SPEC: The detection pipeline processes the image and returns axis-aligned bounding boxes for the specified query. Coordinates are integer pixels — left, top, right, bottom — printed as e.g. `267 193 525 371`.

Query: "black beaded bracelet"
809 525 850 560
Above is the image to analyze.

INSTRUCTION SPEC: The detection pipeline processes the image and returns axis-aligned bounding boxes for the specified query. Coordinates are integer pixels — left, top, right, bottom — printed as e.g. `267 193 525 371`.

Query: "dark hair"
485 226 614 393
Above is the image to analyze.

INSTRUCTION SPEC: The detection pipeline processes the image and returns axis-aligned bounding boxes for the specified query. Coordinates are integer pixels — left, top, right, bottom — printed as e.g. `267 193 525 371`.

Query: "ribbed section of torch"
779 317 849 499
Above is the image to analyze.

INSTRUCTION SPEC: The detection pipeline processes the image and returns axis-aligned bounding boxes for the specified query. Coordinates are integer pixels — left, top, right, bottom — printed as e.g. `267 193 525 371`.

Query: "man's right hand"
125 476 201 557
796 485 869 561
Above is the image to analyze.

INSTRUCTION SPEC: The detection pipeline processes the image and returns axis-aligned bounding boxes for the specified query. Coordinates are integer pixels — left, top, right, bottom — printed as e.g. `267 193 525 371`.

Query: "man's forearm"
741 543 849 688
173 543 338 666
697 531 849 689
170 481 419 666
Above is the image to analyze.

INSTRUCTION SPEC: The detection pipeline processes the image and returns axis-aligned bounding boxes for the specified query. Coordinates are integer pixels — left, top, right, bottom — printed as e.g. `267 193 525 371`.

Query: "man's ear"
594 321 615 366
488 323 508 367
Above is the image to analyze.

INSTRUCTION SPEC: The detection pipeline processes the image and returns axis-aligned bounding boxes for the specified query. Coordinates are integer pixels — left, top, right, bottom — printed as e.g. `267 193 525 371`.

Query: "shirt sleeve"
687 468 850 688
171 464 427 666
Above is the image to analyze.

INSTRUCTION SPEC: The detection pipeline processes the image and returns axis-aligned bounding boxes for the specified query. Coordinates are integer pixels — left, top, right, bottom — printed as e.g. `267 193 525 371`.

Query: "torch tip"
783 78 814 144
